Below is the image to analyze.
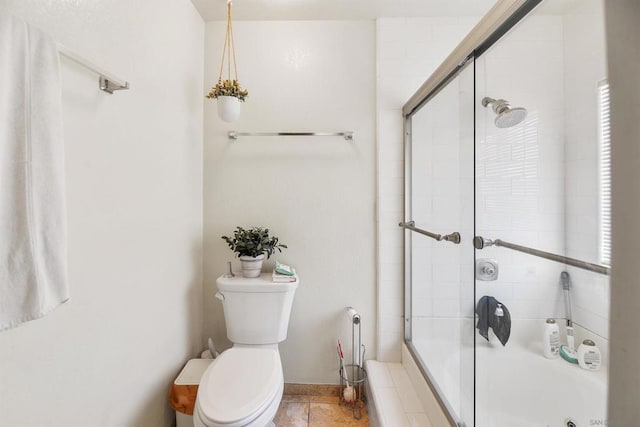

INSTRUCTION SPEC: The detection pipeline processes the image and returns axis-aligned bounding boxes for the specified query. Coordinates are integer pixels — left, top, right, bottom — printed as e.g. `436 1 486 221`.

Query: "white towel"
0 14 69 331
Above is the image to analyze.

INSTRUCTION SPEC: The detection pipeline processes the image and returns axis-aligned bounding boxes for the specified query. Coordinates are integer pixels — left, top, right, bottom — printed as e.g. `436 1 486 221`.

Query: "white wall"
0 1 204 426
203 21 376 384
376 16 480 362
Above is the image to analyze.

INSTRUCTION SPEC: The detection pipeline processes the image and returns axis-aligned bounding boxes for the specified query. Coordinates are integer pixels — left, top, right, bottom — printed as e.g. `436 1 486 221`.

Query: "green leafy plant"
222 226 287 258
206 79 249 102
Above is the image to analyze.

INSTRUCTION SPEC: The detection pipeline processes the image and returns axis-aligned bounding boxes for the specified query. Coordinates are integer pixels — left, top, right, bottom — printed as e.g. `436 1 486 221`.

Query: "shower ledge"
366 344 448 427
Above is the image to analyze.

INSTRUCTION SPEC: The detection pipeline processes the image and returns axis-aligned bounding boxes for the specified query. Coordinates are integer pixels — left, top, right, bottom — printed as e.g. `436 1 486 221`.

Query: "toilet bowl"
195 273 298 427
193 347 283 427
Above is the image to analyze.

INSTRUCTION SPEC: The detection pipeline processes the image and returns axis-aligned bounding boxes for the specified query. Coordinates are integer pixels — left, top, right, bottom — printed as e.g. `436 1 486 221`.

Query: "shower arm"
399 221 461 244
482 96 503 112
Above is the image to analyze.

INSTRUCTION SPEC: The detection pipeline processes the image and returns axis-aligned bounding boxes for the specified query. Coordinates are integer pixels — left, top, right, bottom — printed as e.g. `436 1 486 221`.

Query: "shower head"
482 97 527 128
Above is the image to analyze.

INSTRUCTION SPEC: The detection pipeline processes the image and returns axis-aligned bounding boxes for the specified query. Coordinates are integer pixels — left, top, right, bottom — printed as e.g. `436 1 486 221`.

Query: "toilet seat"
196 347 282 427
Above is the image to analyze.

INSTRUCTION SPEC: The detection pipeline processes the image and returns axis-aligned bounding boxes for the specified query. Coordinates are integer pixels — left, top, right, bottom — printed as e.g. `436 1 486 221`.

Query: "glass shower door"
473 2 609 425
404 62 475 426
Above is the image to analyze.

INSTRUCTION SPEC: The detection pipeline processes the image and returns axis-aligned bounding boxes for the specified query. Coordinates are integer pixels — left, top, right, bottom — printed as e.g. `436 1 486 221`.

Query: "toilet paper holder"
340 307 367 419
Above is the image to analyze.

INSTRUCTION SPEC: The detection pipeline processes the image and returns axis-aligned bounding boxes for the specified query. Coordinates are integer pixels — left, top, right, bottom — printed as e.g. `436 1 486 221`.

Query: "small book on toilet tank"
272 268 297 282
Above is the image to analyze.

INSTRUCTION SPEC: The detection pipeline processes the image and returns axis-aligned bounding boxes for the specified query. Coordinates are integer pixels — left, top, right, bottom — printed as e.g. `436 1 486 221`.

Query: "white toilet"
194 273 298 427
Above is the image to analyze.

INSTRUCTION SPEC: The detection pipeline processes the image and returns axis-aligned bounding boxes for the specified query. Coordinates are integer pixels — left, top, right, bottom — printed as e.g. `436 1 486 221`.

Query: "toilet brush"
338 340 356 403
337 340 346 381
343 384 356 403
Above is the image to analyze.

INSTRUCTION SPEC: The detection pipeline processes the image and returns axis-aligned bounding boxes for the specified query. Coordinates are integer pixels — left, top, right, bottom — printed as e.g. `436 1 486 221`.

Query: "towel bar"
57 44 130 94
228 131 354 141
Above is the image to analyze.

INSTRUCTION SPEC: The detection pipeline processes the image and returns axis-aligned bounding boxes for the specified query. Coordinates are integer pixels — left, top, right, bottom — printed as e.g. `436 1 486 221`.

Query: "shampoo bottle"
577 339 602 371
543 318 560 359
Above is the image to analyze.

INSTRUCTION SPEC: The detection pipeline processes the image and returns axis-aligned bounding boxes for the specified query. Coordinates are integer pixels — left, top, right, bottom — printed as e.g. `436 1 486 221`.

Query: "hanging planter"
206 0 248 123
217 93 242 122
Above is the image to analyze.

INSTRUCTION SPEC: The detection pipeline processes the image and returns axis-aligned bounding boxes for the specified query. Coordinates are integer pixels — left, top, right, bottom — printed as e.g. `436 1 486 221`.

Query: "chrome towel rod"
228 131 354 141
399 221 461 244
473 236 610 276
57 44 130 94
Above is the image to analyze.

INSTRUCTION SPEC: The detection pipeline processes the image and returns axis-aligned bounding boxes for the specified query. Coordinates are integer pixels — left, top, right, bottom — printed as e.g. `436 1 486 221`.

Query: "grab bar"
473 236 610 276
399 221 461 244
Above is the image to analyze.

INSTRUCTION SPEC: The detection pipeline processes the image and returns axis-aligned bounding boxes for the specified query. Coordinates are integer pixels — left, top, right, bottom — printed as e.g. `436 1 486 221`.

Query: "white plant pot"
217 96 241 123
239 254 265 278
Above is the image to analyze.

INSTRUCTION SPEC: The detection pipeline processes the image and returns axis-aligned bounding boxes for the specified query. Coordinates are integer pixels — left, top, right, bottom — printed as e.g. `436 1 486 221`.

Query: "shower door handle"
399 221 461 244
441 231 461 244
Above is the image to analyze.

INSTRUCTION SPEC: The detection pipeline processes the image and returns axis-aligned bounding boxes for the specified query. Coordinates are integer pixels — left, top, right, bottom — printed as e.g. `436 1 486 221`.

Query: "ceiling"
190 0 499 21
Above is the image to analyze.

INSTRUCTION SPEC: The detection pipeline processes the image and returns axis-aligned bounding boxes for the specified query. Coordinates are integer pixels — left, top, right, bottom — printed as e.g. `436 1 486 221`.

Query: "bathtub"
411 317 608 427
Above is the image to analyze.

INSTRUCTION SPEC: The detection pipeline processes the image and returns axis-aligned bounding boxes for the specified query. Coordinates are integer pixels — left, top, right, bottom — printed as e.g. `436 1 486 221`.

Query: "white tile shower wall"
203 21 376 384
563 1 610 339
376 17 480 362
475 16 567 321
0 1 204 426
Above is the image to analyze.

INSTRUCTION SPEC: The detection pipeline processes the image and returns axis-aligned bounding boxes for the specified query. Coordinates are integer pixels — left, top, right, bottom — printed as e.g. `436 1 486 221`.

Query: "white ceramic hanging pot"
217 96 241 122
239 254 265 278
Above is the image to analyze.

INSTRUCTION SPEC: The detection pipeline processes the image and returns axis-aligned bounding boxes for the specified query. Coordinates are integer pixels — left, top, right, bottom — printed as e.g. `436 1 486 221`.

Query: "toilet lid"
196 347 282 426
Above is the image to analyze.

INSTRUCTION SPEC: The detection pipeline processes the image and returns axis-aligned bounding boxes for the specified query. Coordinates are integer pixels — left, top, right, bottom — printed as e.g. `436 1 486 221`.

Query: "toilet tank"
216 274 298 345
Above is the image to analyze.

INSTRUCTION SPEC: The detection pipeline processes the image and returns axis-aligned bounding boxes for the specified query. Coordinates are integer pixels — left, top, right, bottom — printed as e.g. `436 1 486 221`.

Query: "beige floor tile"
277 383 370 426
310 395 341 404
274 402 309 427
309 402 370 427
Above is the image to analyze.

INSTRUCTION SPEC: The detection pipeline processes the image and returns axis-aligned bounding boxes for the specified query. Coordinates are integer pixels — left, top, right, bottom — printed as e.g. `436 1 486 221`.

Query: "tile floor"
275 384 370 426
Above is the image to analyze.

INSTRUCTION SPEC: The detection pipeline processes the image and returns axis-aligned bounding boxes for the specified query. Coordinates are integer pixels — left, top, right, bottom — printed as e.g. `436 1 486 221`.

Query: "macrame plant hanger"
206 0 248 122
219 0 238 90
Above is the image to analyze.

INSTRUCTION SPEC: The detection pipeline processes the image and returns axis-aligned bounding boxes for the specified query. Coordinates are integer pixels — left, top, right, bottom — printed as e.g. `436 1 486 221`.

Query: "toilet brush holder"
339 364 367 419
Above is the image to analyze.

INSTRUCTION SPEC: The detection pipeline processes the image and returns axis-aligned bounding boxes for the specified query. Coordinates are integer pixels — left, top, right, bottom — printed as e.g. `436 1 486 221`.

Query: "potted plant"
206 79 249 123
222 226 287 278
